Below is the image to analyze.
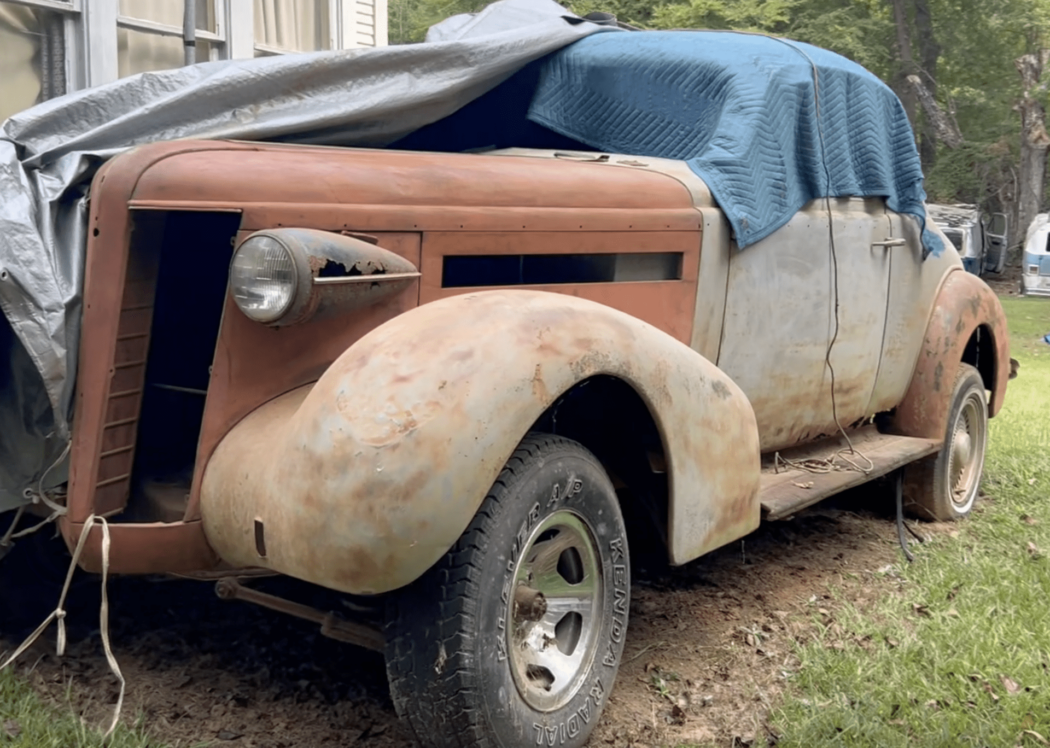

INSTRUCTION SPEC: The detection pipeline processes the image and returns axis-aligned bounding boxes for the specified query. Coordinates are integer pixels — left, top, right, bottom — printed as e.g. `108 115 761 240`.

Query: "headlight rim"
230 232 301 324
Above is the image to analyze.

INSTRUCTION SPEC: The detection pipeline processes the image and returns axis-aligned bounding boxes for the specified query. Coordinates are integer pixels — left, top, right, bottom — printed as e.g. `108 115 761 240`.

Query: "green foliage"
648 0 799 33
0 669 165 748
355 0 1050 214
387 0 490 43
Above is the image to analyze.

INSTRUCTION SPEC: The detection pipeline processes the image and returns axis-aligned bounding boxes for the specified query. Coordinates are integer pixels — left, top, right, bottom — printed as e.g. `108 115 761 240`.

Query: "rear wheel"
903 363 988 521
385 433 629 748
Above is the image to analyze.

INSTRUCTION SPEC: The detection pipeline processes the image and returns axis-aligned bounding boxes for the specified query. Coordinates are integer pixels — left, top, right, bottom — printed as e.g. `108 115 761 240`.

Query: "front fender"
200 290 760 594
889 269 1010 440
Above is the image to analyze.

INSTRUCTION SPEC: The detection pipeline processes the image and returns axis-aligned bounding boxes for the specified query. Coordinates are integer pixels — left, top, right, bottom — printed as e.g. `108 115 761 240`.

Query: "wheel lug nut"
514 585 547 621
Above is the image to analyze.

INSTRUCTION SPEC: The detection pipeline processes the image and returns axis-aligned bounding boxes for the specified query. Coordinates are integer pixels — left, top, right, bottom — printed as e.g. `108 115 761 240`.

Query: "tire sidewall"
935 366 987 518
475 448 629 748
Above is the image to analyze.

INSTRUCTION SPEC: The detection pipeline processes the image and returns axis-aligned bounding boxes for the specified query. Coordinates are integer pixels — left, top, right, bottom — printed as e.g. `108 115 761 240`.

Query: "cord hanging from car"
3 441 74 555
775 37 873 476
0 514 126 738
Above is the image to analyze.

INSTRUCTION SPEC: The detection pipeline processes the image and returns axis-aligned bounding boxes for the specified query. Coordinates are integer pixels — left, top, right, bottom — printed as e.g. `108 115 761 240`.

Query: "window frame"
1 0 386 110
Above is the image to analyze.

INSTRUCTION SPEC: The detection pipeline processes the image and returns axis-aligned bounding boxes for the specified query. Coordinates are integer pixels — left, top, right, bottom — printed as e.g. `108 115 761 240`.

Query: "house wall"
0 0 389 121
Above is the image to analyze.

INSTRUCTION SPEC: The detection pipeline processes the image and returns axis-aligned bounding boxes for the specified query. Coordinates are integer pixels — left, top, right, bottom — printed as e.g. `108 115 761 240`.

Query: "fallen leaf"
217 730 244 741
1028 542 1042 558
948 529 960 538
669 703 687 725
912 603 931 618
1022 515 1039 526
947 585 961 601
1023 730 1050 746
947 608 960 618
3 720 21 739
1029 478 1037 486
1002 675 1023 695
983 682 1000 702
924 699 939 709
885 637 900 649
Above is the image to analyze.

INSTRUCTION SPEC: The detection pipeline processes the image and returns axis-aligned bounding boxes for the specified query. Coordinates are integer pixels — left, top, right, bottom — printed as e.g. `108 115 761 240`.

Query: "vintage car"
1021 213 1050 297
0 28 1011 748
926 203 1009 276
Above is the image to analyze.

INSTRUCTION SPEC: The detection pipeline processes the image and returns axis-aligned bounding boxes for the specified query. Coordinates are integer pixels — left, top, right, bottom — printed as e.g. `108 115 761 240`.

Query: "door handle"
872 238 907 248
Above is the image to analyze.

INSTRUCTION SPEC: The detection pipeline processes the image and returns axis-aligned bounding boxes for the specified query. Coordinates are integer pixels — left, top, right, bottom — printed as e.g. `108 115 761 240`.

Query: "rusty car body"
0 9 1015 746
28 137 1007 748
60 140 1010 573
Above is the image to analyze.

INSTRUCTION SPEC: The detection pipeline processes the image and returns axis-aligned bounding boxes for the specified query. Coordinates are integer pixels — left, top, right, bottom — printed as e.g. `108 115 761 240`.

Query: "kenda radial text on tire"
384 433 630 748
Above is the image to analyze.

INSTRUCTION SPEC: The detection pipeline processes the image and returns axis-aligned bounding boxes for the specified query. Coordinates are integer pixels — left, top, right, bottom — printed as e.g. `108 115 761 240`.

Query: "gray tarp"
0 0 609 511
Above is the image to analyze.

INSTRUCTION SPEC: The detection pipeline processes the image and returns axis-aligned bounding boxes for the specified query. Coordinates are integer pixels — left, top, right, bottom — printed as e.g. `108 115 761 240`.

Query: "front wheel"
385 433 630 748
903 363 988 521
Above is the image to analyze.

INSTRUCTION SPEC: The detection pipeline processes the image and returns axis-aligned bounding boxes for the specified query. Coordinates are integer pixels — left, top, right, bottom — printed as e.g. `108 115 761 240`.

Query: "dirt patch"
1 486 939 748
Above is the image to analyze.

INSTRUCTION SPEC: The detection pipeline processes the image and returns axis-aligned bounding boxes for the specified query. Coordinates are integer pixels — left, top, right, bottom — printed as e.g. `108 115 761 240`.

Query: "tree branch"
905 75 964 149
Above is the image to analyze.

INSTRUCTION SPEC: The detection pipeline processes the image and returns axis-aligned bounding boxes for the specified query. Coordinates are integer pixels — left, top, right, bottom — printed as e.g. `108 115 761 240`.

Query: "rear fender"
888 270 1010 440
200 290 760 594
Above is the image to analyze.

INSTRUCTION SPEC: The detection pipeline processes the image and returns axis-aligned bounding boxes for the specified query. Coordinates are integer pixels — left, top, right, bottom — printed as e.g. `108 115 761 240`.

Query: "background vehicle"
1021 213 1050 296
926 203 1009 275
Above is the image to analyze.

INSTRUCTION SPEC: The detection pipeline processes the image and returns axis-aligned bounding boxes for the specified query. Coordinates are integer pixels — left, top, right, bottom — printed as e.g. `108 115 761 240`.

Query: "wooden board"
759 426 942 521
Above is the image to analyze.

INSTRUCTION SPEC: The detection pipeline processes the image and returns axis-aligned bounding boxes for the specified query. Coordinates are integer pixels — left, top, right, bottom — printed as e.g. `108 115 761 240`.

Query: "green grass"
771 296 1050 748
0 668 164 748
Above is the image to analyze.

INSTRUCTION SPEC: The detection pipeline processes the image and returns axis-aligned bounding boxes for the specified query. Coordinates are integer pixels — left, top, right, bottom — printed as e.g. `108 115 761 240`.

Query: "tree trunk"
1015 50 1050 245
888 0 917 125
913 0 940 169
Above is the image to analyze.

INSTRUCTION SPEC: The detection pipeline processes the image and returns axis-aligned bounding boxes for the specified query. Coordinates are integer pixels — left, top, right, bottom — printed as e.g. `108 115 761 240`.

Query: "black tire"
903 363 988 521
385 433 630 748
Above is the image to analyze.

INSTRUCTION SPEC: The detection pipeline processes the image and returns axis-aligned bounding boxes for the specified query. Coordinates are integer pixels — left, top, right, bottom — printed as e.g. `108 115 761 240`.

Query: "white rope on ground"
0 513 126 739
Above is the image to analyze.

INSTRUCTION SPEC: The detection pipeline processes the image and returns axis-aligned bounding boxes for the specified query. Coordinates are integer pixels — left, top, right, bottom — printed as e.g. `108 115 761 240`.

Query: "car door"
715 197 891 453
985 213 1009 274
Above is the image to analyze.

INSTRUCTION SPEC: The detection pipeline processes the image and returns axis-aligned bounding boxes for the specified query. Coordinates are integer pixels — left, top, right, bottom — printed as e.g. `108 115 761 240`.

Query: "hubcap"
947 390 987 512
507 510 602 712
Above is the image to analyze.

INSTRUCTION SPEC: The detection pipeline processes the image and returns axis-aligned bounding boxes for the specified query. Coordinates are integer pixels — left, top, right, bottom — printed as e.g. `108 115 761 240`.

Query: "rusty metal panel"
419 231 701 344
199 290 761 595
887 269 1011 440
816 199 891 425
689 208 731 362
866 209 960 414
716 201 833 452
68 142 258 525
184 231 422 522
59 518 219 575
129 144 698 213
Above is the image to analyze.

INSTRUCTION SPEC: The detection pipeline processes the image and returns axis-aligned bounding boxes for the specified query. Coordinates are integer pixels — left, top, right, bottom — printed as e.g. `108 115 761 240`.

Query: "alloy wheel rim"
506 509 603 712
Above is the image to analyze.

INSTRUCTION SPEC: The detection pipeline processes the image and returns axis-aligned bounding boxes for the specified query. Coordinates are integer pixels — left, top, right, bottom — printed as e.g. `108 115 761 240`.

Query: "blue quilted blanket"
402 30 941 256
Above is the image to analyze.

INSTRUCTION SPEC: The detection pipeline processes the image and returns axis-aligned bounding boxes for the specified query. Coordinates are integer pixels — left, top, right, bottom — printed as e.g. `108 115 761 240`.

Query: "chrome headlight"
229 228 420 327
230 234 298 323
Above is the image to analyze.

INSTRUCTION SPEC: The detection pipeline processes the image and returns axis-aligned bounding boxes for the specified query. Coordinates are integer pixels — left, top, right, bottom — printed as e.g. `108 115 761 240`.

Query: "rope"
774 448 875 476
0 514 125 738
0 506 27 553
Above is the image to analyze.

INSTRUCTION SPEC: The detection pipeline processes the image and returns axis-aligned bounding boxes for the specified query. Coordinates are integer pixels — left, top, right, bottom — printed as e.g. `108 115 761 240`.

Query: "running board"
759 426 942 521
